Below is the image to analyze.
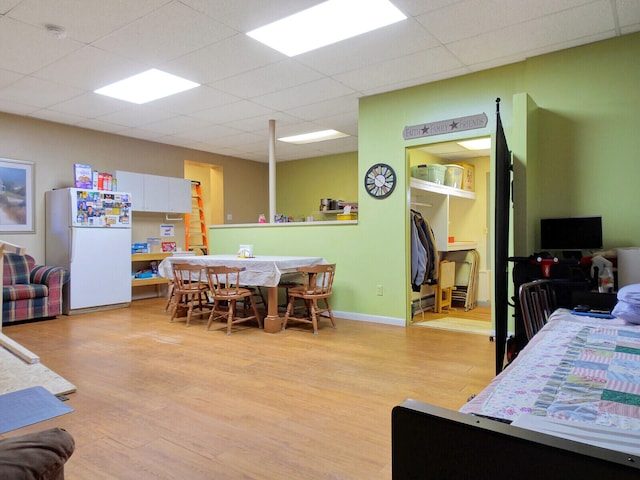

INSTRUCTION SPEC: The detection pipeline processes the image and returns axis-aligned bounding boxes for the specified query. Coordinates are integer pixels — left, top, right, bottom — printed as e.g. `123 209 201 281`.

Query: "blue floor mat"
0 386 73 434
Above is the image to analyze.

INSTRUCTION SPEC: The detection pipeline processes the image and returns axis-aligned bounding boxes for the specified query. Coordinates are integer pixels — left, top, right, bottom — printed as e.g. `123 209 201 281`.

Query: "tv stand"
561 250 583 260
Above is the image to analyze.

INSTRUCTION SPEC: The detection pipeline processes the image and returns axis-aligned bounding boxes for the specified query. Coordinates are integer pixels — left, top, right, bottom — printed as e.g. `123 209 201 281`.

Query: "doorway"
184 161 224 227
408 137 492 334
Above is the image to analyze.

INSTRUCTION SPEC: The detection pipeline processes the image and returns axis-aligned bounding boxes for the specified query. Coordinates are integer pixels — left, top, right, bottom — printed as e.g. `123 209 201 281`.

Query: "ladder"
185 181 208 255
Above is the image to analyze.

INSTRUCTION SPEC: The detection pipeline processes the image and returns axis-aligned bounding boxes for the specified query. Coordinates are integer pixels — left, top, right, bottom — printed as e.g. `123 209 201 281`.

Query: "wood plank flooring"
2 298 496 479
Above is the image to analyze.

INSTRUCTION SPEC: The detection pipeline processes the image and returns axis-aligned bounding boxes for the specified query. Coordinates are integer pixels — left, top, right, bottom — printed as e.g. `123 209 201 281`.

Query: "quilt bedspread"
460 309 640 432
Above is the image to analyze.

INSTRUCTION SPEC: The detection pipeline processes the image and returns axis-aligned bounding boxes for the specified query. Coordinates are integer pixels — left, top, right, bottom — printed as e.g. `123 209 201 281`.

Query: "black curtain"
494 98 512 374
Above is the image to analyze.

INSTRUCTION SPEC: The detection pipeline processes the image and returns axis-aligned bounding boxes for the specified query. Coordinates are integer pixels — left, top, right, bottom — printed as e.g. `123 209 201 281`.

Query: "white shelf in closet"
410 177 476 253
410 177 475 200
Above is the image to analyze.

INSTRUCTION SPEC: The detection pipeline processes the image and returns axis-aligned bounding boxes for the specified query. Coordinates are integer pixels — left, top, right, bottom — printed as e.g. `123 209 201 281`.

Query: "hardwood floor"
412 304 492 323
2 298 496 479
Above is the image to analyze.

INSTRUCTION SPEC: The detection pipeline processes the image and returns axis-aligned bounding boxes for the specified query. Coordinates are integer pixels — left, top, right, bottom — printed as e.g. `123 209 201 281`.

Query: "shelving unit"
131 252 173 287
410 177 476 252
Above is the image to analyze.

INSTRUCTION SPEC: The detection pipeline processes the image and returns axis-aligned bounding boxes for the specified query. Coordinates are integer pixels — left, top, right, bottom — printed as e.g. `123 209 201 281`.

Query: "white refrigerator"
45 188 132 313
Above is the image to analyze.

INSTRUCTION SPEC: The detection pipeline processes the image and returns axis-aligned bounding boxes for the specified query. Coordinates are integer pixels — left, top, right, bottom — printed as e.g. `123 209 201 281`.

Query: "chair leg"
186 294 195 327
227 300 236 335
324 299 336 328
207 299 222 330
164 283 175 312
282 297 294 331
310 301 319 335
250 296 262 329
169 293 183 323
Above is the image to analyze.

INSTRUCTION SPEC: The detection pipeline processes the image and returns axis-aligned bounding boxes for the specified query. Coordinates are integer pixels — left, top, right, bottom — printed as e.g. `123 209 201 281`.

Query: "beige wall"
0 112 268 262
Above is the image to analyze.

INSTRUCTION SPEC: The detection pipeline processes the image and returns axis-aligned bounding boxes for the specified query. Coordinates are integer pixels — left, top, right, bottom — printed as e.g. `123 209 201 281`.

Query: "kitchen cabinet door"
168 177 191 213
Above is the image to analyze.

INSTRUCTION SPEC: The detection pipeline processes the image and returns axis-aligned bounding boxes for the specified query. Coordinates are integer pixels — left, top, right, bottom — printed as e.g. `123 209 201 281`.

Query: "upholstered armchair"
2 253 69 325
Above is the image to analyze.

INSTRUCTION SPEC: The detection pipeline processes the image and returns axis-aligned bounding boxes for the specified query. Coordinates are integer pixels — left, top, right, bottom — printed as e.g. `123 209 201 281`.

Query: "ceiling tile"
96 104 176 128
0 0 637 162
210 59 323 99
5 0 171 44
295 19 439 76
252 77 355 111
447 1 616 65
93 2 237 65
189 99 273 123
0 17 82 74
162 34 283 85
33 45 145 90
0 76 83 108
334 47 465 93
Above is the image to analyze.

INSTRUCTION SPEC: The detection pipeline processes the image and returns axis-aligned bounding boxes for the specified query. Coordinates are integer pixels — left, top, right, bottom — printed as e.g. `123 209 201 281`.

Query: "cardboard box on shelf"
456 162 475 192
162 242 177 252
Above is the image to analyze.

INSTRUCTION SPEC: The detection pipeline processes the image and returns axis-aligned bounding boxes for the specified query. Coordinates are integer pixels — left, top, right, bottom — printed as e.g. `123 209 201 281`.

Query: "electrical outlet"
376 285 383 296
226 213 232 220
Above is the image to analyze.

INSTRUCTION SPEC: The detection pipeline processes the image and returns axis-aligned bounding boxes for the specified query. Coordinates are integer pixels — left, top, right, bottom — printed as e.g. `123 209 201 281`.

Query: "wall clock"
364 163 396 199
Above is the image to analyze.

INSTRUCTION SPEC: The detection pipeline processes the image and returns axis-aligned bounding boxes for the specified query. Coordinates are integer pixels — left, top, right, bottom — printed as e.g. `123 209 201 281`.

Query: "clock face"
365 163 396 198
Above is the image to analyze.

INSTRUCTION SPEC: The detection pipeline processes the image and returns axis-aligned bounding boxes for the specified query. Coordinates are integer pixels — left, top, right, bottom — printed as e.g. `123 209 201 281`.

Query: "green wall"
275 152 358 221
212 33 640 326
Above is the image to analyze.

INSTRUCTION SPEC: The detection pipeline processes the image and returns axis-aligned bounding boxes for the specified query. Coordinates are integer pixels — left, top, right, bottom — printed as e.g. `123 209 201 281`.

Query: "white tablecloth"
158 254 328 287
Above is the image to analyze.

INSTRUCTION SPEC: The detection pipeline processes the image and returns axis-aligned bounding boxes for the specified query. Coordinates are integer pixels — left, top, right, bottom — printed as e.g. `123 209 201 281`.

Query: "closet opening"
408 137 492 335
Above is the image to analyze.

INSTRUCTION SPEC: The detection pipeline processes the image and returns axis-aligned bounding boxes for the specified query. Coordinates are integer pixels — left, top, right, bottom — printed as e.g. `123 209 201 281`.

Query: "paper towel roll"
617 247 640 288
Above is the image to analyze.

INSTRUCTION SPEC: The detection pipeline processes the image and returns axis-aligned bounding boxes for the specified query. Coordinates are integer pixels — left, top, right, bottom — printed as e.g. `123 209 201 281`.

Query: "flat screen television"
540 216 603 251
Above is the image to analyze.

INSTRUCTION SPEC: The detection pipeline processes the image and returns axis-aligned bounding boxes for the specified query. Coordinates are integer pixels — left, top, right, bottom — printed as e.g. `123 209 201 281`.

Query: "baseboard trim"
332 310 406 327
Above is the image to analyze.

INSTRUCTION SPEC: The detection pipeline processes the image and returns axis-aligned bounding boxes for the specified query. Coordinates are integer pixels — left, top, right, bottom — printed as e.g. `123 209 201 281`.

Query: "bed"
392 308 640 478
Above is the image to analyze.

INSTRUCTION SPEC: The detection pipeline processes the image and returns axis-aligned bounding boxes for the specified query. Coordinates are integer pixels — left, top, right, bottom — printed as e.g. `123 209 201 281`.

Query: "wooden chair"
436 260 456 313
282 264 336 335
518 279 557 340
169 262 210 326
205 266 262 335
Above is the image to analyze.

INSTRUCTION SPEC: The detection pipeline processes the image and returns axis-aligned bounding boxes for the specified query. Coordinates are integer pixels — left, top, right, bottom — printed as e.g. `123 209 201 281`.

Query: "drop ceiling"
417 138 491 161
0 0 638 162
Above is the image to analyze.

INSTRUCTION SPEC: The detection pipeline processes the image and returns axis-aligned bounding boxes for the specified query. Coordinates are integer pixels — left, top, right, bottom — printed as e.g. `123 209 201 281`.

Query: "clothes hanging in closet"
411 209 439 292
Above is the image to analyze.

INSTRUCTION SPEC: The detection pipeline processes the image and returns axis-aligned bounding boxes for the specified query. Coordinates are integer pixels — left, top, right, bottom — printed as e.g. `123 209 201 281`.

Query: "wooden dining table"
157 254 328 332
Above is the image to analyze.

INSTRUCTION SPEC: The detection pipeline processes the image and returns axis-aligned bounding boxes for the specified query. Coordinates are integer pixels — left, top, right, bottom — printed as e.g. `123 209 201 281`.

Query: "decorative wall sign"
403 113 488 140
0 158 34 233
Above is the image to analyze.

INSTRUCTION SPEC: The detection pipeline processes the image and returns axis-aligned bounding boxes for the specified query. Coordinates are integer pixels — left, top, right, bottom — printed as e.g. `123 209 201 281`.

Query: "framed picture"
0 158 34 233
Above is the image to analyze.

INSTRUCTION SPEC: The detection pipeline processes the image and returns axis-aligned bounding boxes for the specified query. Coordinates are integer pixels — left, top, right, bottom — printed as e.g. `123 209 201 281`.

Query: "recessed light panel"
247 0 407 57
457 138 491 150
94 69 199 104
279 129 349 144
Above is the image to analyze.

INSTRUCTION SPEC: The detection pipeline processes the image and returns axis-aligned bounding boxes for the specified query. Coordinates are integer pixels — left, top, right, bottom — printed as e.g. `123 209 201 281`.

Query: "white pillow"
612 300 640 325
612 284 640 324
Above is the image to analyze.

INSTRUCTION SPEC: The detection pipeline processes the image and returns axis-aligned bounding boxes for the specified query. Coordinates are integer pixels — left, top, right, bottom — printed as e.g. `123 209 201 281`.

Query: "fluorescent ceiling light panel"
94 69 199 104
247 0 407 57
457 138 491 150
279 129 349 144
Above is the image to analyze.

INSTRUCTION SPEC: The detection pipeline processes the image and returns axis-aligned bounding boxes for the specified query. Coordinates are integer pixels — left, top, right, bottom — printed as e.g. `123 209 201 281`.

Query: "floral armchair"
2 252 69 325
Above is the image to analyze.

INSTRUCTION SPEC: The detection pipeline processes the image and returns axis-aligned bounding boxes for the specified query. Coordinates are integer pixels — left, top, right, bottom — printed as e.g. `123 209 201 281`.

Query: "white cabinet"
410 177 476 252
115 171 191 213
168 177 191 213
115 171 144 210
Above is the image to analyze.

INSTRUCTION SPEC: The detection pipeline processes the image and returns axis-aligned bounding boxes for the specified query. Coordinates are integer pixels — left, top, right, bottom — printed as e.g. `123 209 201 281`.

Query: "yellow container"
337 213 357 220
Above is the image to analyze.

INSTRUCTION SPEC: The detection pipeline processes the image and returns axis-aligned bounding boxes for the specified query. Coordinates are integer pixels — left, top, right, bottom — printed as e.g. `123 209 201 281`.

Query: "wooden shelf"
132 277 170 287
131 252 173 261
131 252 173 288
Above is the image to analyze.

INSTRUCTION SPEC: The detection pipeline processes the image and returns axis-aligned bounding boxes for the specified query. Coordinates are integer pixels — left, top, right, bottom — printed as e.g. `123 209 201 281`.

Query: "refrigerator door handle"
70 228 77 264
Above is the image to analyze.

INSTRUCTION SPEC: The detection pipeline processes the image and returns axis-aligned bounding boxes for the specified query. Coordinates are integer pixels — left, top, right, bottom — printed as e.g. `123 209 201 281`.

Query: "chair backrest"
297 263 336 297
205 266 245 297
171 262 206 291
518 279 557 340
